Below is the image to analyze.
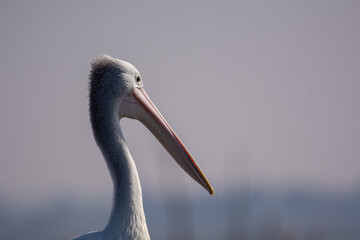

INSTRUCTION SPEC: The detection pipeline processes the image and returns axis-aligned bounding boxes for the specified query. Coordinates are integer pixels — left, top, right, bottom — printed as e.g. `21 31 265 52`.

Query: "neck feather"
90 94 150 239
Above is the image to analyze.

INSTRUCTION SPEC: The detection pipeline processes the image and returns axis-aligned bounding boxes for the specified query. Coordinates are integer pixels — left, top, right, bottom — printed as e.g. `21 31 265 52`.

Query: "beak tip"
209 188 214 196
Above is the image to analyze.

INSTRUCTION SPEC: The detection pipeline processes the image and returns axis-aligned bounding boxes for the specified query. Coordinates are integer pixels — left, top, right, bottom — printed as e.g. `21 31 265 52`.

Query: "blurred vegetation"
1 189 359 240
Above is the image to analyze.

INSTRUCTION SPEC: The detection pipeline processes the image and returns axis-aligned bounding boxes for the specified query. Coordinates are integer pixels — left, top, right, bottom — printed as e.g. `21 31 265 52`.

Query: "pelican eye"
135 74 142 86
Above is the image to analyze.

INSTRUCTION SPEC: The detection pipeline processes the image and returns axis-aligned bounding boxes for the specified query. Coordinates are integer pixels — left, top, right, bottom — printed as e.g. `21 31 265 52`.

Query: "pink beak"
119 87 214 195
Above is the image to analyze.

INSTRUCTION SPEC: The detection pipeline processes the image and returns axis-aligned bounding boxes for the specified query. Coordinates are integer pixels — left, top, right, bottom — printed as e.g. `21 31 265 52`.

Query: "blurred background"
1 1 360 239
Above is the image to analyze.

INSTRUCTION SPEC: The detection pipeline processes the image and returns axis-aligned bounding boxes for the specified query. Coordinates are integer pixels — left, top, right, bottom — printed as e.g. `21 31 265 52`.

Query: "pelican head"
73 55 213 240
89 54 214 195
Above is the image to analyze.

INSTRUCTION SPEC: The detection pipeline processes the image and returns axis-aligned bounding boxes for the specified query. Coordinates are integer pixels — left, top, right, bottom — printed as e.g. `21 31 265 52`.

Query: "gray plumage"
74 55 149 240
73 55 213 240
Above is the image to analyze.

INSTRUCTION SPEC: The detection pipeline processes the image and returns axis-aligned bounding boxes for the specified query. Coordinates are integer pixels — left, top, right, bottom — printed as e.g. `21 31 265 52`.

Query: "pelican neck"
89 96 150 239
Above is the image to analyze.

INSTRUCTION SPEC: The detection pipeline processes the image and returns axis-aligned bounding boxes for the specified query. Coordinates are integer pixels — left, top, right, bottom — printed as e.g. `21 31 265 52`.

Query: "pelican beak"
119 87 214 195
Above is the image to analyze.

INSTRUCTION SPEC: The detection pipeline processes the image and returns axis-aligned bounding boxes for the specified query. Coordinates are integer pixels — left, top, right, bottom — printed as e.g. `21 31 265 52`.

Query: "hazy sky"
1 1 360 204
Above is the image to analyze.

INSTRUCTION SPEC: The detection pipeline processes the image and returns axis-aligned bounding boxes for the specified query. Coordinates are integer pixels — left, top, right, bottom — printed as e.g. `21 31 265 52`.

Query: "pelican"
73 55 214 240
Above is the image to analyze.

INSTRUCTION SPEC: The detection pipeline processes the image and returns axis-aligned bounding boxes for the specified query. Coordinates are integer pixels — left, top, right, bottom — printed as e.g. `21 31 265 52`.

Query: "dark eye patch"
135 74 142 85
